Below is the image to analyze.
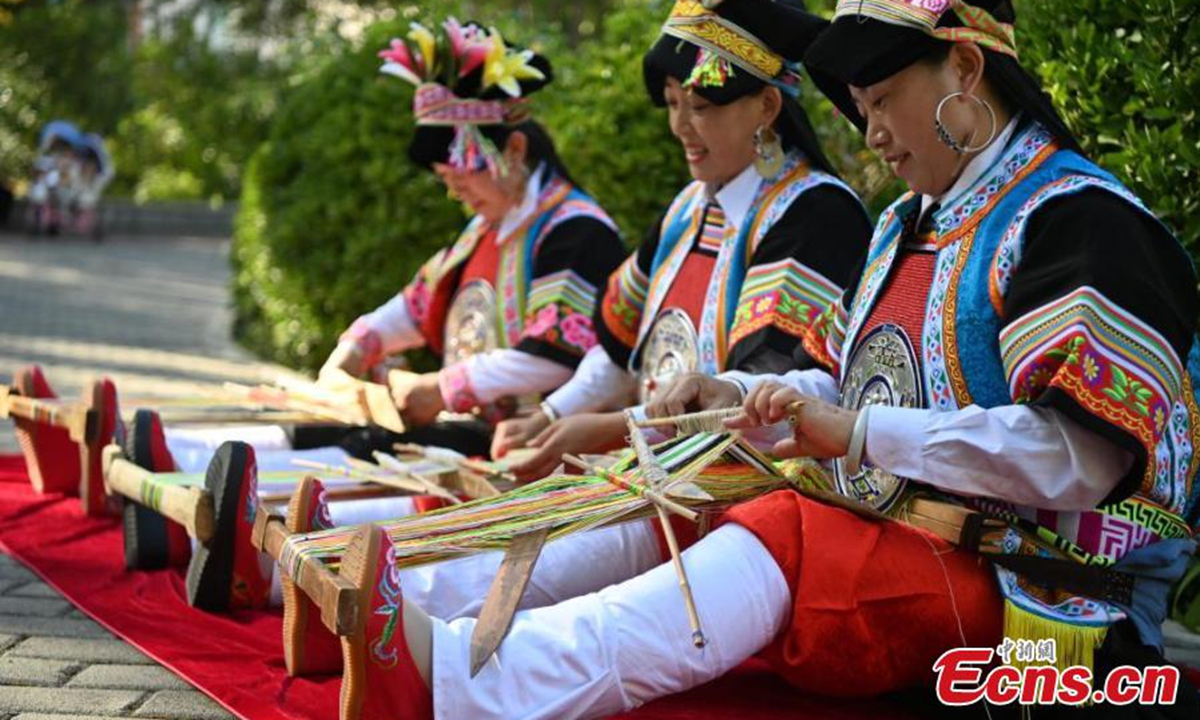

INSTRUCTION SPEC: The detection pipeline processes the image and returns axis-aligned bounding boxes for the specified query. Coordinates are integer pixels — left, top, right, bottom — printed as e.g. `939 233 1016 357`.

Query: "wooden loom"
250 446 523 635
264 431 792 639
3 369 413 519
0 384 96 444
102 443 473 546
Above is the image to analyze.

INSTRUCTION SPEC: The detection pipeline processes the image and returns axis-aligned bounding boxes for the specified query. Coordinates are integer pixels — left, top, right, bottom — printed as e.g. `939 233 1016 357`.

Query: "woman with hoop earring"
648 1 1200 711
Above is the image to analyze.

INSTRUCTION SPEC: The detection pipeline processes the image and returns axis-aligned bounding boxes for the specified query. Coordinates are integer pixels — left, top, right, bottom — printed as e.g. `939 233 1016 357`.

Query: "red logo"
934 642 1180 706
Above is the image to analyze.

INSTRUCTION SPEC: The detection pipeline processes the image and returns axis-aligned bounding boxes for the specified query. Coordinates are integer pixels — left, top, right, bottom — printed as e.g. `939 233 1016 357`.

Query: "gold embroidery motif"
664 1 784 81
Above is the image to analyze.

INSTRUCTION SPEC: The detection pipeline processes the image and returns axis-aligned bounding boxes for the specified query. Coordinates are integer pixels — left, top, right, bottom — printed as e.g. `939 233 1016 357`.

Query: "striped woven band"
834 0 1018 59
413 83 528 127
662 0 785 82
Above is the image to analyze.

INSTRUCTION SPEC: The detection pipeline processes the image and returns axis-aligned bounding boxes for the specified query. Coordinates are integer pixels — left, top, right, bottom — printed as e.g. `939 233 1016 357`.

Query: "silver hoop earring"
934 92 997 155
753 125 784 179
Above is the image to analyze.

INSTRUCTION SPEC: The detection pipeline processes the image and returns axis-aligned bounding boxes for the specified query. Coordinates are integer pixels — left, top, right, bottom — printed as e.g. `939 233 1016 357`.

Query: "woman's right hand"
726 380 857 460
490 411 552 460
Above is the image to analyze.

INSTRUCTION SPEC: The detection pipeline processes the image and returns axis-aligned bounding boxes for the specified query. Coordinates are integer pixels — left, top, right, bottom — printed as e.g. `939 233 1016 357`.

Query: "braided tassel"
448 124 508 176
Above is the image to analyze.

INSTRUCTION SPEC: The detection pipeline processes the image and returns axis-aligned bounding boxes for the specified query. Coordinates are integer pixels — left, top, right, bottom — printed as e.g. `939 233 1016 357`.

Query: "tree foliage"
0 0 132 187
1020 0 1200 242
108 11 285 203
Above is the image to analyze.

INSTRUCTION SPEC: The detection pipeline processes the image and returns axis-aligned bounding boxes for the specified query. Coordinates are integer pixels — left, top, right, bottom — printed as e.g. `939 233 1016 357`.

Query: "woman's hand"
391 372 445 428
726 381 858 460
645 372 744 419
490 410 552 460
507 413 627 483
318 342 367 385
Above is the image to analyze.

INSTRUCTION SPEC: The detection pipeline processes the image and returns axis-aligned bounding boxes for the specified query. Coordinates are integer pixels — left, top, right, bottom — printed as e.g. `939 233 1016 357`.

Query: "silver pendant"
444 280 500 366
638 308 700 404
835 324 923 512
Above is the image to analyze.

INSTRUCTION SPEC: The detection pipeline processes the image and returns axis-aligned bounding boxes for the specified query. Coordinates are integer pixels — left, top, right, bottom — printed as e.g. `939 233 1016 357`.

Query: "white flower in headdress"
482 28 545 98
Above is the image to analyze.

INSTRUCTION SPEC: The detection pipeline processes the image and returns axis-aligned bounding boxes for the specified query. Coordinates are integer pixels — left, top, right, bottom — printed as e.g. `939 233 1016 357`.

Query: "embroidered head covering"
643 0 839 176
379 18 553 174
804 0 1082 152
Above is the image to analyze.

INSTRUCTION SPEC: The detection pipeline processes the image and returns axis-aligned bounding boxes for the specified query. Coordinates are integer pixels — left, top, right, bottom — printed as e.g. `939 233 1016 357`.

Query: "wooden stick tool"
624 414 706 648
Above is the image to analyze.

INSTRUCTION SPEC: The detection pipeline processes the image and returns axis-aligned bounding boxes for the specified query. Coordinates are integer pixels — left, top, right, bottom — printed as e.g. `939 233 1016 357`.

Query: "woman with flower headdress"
488 0 871 481
321 18 626 459
322 1 1200 719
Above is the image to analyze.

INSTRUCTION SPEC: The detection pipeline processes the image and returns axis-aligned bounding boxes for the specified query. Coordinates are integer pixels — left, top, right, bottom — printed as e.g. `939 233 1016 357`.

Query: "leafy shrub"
1020 0 1200 243
539 0 689 240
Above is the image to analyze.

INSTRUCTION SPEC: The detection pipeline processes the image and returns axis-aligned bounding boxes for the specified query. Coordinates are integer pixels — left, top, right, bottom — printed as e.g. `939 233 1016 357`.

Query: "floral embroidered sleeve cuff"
437 362 482 414
439 350 575 413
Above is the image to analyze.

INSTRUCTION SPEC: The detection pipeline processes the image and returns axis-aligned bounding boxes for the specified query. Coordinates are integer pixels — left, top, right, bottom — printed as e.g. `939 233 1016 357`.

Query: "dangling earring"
934 91 998 155
753 125 784 179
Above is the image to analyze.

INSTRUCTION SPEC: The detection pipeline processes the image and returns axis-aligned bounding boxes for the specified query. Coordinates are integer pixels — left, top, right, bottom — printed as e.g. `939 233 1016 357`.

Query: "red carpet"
0 454 924 720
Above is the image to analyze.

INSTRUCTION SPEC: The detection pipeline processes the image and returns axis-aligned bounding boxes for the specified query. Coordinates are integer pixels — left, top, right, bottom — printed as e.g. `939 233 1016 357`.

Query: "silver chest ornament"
834 323 923 512
444 280 500 366
638 309 700 404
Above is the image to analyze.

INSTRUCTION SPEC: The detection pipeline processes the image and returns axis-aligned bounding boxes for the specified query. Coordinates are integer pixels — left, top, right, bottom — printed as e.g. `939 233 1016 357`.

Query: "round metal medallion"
834 323 923 512
444 280 499 366
638 309 700 404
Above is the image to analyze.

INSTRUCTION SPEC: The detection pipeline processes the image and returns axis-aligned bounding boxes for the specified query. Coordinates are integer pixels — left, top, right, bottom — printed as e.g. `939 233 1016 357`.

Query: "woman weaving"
321 1 1200 718
320 19 626 459
488 0 871 480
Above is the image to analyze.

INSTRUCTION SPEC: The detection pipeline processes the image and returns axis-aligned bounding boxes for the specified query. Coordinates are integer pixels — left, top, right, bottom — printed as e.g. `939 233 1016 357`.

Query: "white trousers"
401 518 662 621
165 425 294 472
165 425 356 475
431 523 790 720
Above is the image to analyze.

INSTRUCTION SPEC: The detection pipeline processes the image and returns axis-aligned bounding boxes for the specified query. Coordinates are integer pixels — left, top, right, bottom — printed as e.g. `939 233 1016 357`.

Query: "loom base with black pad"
186 440 253 612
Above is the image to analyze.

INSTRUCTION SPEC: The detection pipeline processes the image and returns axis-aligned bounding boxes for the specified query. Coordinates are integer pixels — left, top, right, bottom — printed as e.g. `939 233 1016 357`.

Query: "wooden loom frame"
252 453 511 636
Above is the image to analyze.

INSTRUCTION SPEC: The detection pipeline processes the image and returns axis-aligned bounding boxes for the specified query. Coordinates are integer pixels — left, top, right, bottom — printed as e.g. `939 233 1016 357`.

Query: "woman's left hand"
726 381 858 460
392 372 445 428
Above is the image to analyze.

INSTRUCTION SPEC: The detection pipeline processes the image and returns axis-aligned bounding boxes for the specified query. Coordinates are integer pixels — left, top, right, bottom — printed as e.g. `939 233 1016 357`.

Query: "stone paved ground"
0 230 304 719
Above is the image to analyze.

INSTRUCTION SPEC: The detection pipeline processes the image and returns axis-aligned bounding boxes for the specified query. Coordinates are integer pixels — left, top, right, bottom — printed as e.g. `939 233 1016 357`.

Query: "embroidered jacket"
806 121 1200 648
597 153 870 378
384 171 624 368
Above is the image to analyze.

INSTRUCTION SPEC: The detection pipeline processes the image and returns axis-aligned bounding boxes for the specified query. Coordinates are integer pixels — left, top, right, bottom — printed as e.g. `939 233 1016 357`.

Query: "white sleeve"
353 293 425 355
866 404 1134 511
543 346 637 418
719 368 839 404
440 349 574 407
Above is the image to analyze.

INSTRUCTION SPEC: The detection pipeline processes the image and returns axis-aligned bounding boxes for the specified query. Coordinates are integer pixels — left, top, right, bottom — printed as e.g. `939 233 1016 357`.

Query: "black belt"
959 513 1136 606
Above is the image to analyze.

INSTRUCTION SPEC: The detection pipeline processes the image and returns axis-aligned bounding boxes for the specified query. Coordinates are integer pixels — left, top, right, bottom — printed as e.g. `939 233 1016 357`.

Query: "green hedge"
234 0 1200 371
1020 0 1200 243
537 1 688 241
